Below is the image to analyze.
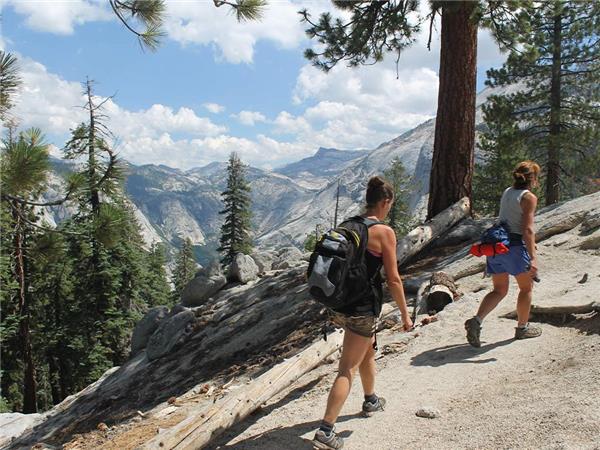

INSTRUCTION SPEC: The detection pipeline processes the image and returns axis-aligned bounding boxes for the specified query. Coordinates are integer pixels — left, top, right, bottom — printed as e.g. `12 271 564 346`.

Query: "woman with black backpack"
312 176 413 450
465 160 542 347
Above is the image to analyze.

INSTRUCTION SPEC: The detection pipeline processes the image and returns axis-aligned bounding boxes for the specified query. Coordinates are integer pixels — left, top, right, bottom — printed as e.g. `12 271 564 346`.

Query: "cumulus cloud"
203 102 225 114
2 0 111 34
233 110 268 126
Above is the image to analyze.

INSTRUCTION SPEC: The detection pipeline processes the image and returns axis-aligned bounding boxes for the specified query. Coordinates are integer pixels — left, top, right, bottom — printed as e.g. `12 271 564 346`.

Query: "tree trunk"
12 203 37 413
427 1 478 220
397 197 470 267
546 7 562 205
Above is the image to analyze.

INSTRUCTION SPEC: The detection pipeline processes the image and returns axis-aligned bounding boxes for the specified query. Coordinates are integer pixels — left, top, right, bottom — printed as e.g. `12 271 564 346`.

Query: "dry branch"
140 330 345 450
503 302 600 319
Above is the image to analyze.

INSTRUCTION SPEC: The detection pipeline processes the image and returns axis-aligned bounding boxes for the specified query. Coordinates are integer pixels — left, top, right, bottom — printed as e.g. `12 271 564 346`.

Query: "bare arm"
521 192 538 276
380 226 413 330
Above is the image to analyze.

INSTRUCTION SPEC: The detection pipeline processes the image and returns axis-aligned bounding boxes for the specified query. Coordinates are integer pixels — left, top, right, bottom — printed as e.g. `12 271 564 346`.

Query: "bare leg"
514 272 534 327
358 337 376 396
323 329 372 424
476 273 509 321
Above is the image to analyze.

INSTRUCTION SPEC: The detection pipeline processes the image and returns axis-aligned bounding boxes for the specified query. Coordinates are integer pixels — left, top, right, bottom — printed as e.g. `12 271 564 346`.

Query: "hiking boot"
464 317 482 348
312 428 344 449
515 324 542 340
362 396 386 417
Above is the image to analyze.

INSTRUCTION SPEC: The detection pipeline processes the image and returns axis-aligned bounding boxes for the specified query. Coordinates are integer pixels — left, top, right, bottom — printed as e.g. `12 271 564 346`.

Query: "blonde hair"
513 160 540 189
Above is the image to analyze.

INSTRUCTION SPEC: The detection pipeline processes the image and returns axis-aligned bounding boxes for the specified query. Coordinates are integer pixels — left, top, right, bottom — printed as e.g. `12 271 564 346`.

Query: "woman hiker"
465 160 543 347
312 176 413 450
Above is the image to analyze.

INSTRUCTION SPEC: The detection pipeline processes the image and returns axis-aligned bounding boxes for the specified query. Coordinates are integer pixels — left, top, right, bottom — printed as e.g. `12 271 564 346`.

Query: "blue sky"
1 0 505 170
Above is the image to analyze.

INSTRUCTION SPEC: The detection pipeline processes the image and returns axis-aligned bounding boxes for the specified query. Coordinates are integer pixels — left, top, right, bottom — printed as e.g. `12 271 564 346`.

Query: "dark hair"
366 176 394 208
513 160 540 189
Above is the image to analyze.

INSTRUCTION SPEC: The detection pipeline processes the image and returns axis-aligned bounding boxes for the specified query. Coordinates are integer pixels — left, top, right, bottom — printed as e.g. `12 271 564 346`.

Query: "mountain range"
45 87 505 265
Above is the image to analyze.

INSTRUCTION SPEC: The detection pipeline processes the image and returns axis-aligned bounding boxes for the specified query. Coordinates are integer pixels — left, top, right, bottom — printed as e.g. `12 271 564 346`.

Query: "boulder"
272 247 304 270
0 413 45 448
181 263 227 307
250 252 274 273
146 310 196 361
130 306 169 355
228 254 259 284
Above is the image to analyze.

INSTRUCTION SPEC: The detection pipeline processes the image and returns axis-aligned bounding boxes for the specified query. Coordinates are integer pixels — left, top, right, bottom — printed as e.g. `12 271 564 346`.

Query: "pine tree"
218 152 253 267
172 238 197 304
473 96 530 215
383 158 413 237
0 128 51 412
143 242 172 307
300 1 531 219
482 0 600 206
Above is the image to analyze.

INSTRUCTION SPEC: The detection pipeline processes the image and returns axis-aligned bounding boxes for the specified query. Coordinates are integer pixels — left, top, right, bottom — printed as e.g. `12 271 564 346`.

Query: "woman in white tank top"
465 161 542 346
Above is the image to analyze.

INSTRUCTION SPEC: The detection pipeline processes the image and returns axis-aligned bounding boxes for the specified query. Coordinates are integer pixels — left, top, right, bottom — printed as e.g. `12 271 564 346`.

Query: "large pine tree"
300 1 528 219
218 152 253 267
480 0 600 206
0 128 51 412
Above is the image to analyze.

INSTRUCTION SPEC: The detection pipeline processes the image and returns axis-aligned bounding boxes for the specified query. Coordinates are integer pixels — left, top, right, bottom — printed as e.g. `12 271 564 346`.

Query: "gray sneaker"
515 324 542 340
312 428 344 449
465 317 482 348
361 396 386 417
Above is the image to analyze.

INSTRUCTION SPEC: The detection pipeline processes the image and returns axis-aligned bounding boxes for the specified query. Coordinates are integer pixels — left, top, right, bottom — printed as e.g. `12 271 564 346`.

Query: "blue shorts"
486 244 531 276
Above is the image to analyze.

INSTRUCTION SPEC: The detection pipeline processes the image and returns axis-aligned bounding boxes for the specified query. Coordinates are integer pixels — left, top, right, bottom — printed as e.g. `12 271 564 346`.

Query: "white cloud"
233 110 267 126
273 111 311 135
203 102 225 114
163 0 308 64
3 0 111 34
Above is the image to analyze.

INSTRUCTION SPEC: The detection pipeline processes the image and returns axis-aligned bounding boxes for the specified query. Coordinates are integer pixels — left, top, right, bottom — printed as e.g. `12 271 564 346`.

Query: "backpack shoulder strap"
345 215 385 228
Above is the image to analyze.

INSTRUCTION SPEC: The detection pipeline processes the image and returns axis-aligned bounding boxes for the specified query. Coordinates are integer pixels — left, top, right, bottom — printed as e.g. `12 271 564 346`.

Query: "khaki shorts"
330 311 377 338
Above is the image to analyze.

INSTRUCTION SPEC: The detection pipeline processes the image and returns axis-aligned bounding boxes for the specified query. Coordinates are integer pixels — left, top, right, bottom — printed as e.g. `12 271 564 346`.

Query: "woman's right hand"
529 257 539 279
402 315 414 332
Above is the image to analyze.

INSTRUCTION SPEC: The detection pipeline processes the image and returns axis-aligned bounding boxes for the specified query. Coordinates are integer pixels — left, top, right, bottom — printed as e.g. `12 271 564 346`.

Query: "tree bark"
546 7 562 205
427 1 478 220
12 203 37 413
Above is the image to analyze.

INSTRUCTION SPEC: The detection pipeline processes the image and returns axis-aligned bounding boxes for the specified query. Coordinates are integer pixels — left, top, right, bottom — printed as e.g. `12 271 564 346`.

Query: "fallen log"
503 302 600 319
396 197 470 267
140 329 345 450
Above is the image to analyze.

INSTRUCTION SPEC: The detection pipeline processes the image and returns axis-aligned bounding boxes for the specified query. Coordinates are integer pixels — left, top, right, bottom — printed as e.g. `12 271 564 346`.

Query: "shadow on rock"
411 339 514 367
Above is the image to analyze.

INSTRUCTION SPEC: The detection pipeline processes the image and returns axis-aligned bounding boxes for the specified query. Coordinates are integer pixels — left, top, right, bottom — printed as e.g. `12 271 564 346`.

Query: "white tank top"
498 187 529 234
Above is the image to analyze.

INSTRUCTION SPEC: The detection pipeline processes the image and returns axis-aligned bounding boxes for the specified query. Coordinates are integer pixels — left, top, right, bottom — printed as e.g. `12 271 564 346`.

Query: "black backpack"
306 216 382 312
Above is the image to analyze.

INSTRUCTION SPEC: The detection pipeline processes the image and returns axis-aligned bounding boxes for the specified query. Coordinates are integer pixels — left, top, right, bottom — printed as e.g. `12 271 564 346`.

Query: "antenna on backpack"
333 180 340 228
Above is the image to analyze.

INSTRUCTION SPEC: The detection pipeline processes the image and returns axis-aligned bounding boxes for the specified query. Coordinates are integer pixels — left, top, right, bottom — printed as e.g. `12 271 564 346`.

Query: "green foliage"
218 152 253 267
300 1 421 72
1 128 50 196
172 238 197 304
303 233 318 252
383 158 413 237
0 51 21 122
143 242 172 307
109 0 265 51
480 0 600 206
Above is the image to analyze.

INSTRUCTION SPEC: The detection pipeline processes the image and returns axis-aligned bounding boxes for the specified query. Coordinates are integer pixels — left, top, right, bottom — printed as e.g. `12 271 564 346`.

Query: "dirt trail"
210 235 600 450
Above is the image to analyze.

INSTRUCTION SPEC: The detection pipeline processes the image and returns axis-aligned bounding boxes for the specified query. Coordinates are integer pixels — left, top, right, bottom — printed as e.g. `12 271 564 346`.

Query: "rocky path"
211 232 600 450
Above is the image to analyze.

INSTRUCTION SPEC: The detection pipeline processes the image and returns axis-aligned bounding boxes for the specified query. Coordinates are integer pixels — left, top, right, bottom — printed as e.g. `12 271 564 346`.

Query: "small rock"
416 408 441 419
167 396 177 405
578 273 588 284
97 422 109 432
